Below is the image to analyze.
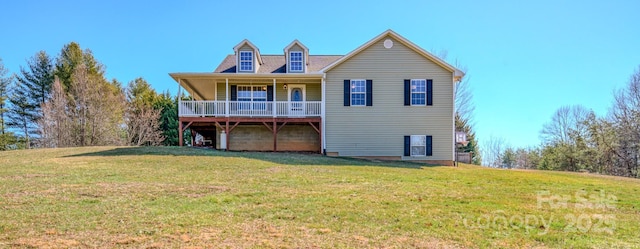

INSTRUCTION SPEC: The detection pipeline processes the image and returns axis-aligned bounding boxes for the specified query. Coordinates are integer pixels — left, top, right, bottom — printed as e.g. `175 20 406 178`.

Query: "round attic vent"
383 39 393 49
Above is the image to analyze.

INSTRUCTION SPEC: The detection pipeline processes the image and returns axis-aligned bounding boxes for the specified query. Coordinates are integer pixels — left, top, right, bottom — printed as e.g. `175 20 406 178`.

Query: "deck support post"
178 121 183 146
307 121 322 154
318 121 322 154
225 120 229 151
177 117 320 153
273 120 277 152
191 130 195 146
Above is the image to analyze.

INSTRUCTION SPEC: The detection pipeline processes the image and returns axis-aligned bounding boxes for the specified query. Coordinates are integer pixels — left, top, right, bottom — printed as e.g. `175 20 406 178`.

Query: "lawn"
0 146 638 248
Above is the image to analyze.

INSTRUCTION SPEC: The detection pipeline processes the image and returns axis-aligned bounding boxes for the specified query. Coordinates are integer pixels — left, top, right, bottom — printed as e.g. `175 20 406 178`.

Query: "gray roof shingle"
213 55 343 73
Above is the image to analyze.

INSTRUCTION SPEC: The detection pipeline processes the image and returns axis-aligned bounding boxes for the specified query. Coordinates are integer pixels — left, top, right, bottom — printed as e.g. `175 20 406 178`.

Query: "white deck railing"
179 100 321 117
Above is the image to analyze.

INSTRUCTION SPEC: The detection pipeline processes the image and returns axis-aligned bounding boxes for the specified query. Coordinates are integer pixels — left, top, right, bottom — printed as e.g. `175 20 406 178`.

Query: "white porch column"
272 79 277 117
177 78 182 117
225 78 229 117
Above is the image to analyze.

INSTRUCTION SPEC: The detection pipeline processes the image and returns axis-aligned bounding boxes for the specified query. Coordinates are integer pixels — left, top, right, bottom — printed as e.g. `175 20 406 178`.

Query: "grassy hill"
0 147 638 248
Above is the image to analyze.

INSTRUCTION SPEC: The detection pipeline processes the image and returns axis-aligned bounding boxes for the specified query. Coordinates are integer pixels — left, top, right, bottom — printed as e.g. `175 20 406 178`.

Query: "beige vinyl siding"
276 83 321 101
305 83 321 101
181 79 216 100
216 82 225 100
325 35 454 161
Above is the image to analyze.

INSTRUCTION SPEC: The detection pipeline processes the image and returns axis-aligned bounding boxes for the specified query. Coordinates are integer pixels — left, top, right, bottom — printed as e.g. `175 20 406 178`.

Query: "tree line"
0 42 180 150
483 66 640 178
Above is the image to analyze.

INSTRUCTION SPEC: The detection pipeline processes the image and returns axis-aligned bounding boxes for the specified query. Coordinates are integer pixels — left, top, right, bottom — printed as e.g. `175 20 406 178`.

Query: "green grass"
0 146 639 248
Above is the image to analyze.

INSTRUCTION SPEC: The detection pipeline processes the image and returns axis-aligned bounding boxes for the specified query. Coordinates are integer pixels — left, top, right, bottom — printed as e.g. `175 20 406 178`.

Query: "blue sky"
1 0 639 148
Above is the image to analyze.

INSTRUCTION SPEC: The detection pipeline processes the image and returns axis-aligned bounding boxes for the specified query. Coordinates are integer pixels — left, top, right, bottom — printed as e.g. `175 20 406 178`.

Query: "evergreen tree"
155 91 179 146
455 113 481 164
14 51 54 120
7 51 54 147
7 82 33 148
125 78 164 146
127 77 158 106
0 58 18 150
0 58 11 135
55 42 103 91
502 147 516 169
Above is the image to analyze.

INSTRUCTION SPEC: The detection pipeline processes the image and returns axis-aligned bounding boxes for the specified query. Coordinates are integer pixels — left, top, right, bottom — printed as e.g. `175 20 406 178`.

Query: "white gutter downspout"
321 73 327 155
452 72 457 165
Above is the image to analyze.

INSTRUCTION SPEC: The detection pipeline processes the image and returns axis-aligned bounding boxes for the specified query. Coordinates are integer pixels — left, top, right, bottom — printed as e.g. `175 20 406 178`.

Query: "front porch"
179 100 321 117
172 75 325 153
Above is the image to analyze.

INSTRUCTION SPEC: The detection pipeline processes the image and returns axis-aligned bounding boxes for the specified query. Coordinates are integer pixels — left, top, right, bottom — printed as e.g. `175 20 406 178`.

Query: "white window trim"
287 84 306 102
237 85 267 101
237 85 267 111
289 51 304 72
350 79 366 106
410 79 426 106
239 51 253 72
410 135 427 157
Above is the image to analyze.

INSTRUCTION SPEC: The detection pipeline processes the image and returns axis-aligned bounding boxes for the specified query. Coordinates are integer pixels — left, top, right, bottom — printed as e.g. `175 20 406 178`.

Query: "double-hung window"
289 51 303 72
239 51 253 72
237 86 266 110
411 135 427 156
411 79 426 106
350 79 366 106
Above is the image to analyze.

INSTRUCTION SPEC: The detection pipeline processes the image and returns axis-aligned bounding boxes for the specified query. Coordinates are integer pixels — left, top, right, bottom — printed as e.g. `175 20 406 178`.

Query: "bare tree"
40 77 71 147
124 78 164 146
432 49 481 164
483 135 506 167
610 66 640 177
431 49 475 123
540 105 590 145
454 68 475 124
125 102 164 146
65 64 125 146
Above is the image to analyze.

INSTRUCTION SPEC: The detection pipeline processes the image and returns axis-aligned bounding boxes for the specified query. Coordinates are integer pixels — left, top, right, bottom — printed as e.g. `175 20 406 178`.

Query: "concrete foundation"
216 124 319 152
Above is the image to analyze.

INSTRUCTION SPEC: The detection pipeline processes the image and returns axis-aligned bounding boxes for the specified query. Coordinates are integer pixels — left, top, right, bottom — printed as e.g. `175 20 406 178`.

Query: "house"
169 29 464 165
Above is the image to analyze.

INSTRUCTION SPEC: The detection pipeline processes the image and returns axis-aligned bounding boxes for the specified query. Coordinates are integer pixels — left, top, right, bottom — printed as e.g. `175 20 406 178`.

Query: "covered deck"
170 73 325 153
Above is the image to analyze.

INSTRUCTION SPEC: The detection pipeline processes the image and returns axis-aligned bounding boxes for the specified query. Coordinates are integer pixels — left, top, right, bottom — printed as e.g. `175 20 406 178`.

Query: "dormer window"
239 51 253 72
289 51 303 72
284 40 308 73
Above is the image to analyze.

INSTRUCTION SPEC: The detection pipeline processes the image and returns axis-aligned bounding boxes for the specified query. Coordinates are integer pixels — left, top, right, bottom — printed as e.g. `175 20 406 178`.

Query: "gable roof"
284 39 309 53
214 55 342 74
321 29 465 80
284 39 310 66
233 39 263 65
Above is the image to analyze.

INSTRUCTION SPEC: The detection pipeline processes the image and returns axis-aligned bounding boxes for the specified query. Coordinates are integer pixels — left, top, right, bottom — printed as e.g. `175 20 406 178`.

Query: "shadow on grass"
64 146 436 169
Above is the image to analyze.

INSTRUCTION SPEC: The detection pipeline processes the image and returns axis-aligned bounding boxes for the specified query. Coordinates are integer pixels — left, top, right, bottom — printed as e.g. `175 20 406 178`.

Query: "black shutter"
230 85 237 101
267 85 273 101
425 135 433 156
404 79 410 106
366 79 373 106
426 79 433 106
343 80 350 106
404 136 411 156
